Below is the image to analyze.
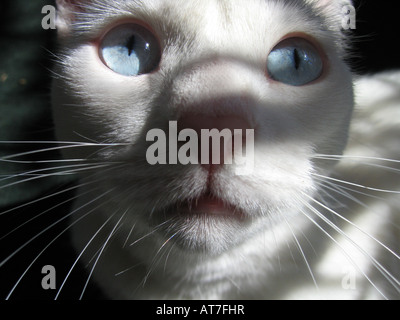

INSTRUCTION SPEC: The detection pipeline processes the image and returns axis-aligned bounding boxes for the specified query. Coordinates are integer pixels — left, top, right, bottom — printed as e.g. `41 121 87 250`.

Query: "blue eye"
267 38 323 86
100 24 161 76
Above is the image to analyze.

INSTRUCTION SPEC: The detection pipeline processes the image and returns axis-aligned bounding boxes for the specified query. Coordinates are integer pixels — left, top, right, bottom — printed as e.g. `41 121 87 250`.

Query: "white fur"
52 0 399 299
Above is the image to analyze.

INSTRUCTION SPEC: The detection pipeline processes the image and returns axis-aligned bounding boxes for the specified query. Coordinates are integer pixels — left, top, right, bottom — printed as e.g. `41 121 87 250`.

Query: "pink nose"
177 115 252 172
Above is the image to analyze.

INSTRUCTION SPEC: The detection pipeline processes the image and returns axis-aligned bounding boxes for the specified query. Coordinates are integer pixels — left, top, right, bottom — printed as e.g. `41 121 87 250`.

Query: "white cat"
45 0 400 299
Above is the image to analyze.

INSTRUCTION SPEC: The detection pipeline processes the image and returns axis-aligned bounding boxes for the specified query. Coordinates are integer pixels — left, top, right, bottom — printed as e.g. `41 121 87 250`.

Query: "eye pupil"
126 36 136 56
293 48 300 70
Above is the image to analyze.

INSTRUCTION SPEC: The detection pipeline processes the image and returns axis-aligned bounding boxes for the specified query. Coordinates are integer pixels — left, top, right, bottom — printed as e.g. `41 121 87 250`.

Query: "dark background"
350 1 400 73
0 0 399 300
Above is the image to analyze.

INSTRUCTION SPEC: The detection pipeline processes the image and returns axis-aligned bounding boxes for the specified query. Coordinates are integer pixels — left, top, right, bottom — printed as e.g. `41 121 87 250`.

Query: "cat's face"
52 0 353 256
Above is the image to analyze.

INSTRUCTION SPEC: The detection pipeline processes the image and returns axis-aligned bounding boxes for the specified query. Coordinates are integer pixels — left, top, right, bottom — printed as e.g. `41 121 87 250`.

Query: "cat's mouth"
164 192 246 220
182 194 244 219
155 191 250 253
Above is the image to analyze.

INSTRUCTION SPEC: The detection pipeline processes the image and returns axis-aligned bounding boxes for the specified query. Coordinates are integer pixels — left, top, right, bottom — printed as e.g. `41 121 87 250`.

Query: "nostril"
177 115 252 170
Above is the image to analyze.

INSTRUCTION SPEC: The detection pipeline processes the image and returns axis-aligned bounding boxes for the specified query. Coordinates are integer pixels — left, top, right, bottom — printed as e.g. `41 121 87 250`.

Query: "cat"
2 0 400 299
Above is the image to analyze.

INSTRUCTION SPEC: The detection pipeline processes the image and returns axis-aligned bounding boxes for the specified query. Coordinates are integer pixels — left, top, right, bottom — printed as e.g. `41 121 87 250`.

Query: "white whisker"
299 200 389 300
314 175 386 205
314 154 400 164
79 210 127 300
1 182 104 239
0 162 113 183
284 217 319 290
0 158 85 164
123 220 136 248
0 141 132 161
302 195 400 296
142 230 179 288
1 189 115 270
55 211 120 300
303 193 400 263
3 188 116 300
129 219 173 247
0 163 112 190
163 242 177 274
312 172 400 194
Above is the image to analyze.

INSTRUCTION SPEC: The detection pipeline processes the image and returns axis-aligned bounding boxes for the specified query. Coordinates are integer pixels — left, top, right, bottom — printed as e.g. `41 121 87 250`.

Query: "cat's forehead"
71 0 333 44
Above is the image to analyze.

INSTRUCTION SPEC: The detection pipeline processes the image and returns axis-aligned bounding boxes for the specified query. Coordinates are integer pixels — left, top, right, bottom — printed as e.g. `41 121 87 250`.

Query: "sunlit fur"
2 0 399 299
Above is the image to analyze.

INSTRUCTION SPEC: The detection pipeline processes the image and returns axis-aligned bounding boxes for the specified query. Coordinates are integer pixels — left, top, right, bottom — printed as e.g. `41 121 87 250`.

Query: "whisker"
1 183 78 218
123 220 136 248
1 182 103 239
314 175 386 205
55 210 120 300
0 162 115 183
83 217 126 268
283 217 319 290
302 195 400 296
303 192 400 262
0 163 113 190
0 158 85 164
312 172 400 194
0 140 132 146
315 156 400 176
0 160 125 218
298 200 389 300
1 189 115 270
142 230 180 288
79 209 127 300
114 264 142 277
0 141 132 161
163 242 177 274
0 143 91 161
3 188 116 299
313 154 400 164
129 219 173 247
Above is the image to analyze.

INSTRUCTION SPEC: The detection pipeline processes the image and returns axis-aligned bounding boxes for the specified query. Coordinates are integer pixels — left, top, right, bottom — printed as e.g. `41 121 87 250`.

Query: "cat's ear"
55 0 89 37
